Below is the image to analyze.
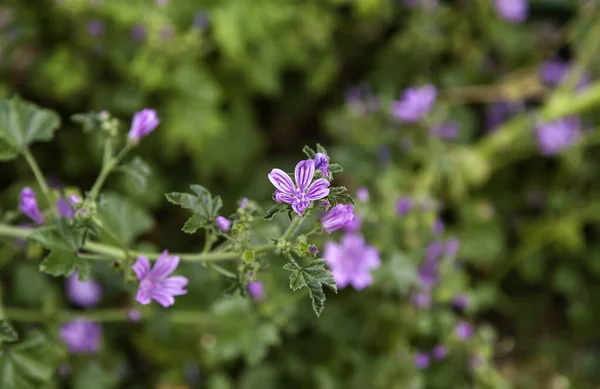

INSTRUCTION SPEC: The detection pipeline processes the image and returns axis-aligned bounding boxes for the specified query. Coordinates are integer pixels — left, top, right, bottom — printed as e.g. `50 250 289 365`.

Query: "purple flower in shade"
453 294 470 310
418 260 438 289
127 308 142 322
216 216 231 232
430 121 458 141
396 197 413 216
345 213 362 233
133 250 188 307
60 319 102 354
391 85 437 123
321 204 354 233
425 241 444 263
432 218 445 235
539 59 570 87
130 24 146 41
356 187 369 202
128 109 159 141
86 19 104 37
56 197 75 219
414 352 430 369
193 11 210 30
66 272 102 308
485 102 522 132
536 116 581 156
324 233 380 290
268 159 331 216
19 187 44 224
455 321 474 340
494 0 528 23
432 344 448 360
314 153 330 177
309 245 318 255
69 194 81 205
248 281 265 301
445 237 460 258
411 290 432 309
240 197 248 209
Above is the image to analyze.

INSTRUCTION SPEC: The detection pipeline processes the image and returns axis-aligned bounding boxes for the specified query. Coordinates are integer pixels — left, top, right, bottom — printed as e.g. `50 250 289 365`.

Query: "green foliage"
0 332 56 389
115 156 151 193
165 185 223 234
0 321 18 345
98 193 154 247
283 259 337 317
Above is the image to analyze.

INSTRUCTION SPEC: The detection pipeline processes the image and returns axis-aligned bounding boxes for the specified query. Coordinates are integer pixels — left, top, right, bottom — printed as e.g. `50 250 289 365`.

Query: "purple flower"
216 216 231 232
445 237 460 257
309 245 318 255
494 0 528 23
128 109 159 141
344 84 379 115
432 344 448 360
56 197 75 219
425 241 444 262
485 102 522 132
540 59 570 86
418 260 438 289
127 308 142 322
86 19 104 37
432 218 445 235
60 319 102 354
314 153 330 177
130 24 147 41
345 213 362 233
455 321 474 340
396 197 413 216
356 187 369 202
321 204 354 233
536 116 581 155
453 294 470 310
324 233 380 290
66 272 102 307
411 290 432 309
248 281 264 301
19 187 44 224
69 194 81 205
391 85 437 123
414 352 430 369
240 197 248 209
133 250 188 307
193 11 210 30
268 159 331 216
430 121 458 141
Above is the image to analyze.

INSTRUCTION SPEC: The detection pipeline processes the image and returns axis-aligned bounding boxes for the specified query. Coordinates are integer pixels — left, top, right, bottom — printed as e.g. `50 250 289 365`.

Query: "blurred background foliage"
2 0 600 388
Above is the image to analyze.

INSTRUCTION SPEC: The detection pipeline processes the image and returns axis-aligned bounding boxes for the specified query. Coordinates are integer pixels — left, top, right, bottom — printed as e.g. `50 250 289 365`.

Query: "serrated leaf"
166 185 222 231
182 215 204 234
39 249 91 280
328 163 343 173
28 226 75 252
0 321 18 344
0 332 56 389
117 156 151 192
283 259 337 316
302 145 316 159
0 97 61 160
263 202 288 221
98 193 154 247
316 144 327 154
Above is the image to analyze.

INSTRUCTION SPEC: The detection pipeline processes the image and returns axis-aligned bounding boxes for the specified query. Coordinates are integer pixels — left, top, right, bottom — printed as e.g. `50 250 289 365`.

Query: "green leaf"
0 321 18 344
116 156 151 193
165 185 222 232
283 259 337 317
302 145 316 159
39 249 91 280
71 112 99 133
72 361 115 389
28 226 74 252
316 143 327 154
0 97 61 160
98 193 154 247
0 331 56 389
328 163 343 174
263 202 288 221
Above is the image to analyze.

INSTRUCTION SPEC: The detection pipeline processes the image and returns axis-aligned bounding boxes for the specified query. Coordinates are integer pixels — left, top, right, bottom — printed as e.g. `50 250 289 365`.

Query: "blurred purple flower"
127 308 142 322
314 152 330 177
418 260 438 289
344 84 379 115
494 0 528 23
356 187 369 202
324 233 380 290
193 11 210 30
66 272 102 307
432 344 448 360
540 59 570 86
133 250 188 307
453 294 470 310
411 290 432 309
268 159 330 216
60 319 102 354
248 281 265 301
128 109 159 141
432 218 445 235
345 213 362 233
322 204 354 233
19 187 44 224
430 121 458 141
425 241 444 262
391 85 437 123
69 194 81 205
86 19 104 37
130 24 146 41
455 321 474 340
485 102 521 132
414 352 430 369
536 116 581 155
216 216 231 232
396 197 413 216
56 197 75 219
445 237 460 257
240 197 248 209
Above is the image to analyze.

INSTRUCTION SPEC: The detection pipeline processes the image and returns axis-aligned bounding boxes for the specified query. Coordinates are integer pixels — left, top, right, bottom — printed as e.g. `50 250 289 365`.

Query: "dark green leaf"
316 143 327 154
98 193 154 247
28 226 74 252
39 249 91 279
72 361 115 389
283 259 337 317
0 97 61 160
263 202 288 221
328 163 343 173
302 145 316 159
0 332 56 389
0 321 18 344
166 185 222 232
117 156 151 192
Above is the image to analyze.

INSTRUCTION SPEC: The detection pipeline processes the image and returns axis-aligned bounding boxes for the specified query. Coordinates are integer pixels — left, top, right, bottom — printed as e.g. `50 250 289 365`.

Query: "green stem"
89 143 133 200
22 147 54 210
281 216 303 241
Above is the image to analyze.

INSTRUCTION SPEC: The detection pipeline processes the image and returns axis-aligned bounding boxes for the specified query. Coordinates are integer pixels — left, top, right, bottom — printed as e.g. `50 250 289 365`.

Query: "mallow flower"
321 204 354 233
414 352 430 369
391 85 437 123
314 153 330 177
133 250 188 307
19 187 44 224
536 116 580 155
324 233 380 290
248 281 265 301
494 0 528 23
128 109 160 142
66 272 102 307
60 319 102 354
216 216 231 232
56 197 75 219
268 159 330 216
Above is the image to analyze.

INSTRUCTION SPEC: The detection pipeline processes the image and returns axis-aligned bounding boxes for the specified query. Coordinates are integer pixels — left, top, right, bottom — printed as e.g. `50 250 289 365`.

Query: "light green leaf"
72 361 115 389
0 97 61 160
39 249 90 280
181 215 204 234
28 226 74 252
165 185 222 232
116 156 151 193
283 259 337 317
263 202 288 221
98 193 154 247
0 321 18 344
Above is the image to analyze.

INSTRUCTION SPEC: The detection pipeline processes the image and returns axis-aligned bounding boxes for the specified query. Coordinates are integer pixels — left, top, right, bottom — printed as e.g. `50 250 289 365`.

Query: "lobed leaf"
283 259 337 317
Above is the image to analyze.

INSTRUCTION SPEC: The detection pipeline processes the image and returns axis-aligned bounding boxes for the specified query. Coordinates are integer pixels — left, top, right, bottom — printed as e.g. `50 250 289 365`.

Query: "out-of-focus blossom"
414 352 430 369
240 197 249 209
59 364 70 376
445 237 460 257
432 218 445 235
432 344 448 360
453 294 470 310
133 250 188 307
396 197 413 216
56 197 75 219
66 272 102 307
539 58 590 91
430 121 458 141
60 319 102 354
87 19 104 37
536 116 581 155
322 204 354 233
344 84 379 115
130 24 146 41
193 11 210 30
485 102 522 132
494 0 528 23
391 85 437 123
128 109 159 141
216 216 231 232
248 281 265 301
19 187 44 224
345 213 362 233
127 308 142 322
155 0 169 6
268 159 330 216
411 290 432 309
324 233 380 290
314 153 330 177
455 321 474 340
356 187 369 202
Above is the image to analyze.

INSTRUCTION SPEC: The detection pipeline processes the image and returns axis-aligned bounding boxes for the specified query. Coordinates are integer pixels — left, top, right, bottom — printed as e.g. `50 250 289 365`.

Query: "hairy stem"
22 147 54 211
89 143 133 200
